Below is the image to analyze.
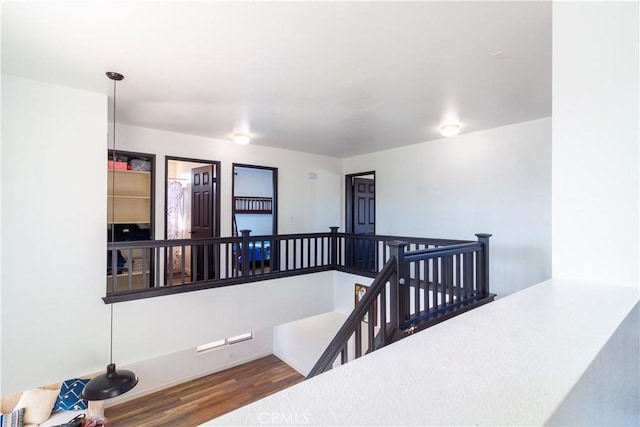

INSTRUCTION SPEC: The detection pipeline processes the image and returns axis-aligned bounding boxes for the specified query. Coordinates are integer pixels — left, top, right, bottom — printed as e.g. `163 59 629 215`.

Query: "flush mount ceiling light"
440 124 460 137
232 133 250 145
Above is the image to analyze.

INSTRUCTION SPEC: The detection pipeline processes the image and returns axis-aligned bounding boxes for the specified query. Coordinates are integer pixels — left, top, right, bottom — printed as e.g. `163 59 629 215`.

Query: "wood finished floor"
105 355 304 427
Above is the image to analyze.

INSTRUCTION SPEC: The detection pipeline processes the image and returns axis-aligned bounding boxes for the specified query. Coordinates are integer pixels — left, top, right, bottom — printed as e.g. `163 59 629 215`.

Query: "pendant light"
83 72 139 401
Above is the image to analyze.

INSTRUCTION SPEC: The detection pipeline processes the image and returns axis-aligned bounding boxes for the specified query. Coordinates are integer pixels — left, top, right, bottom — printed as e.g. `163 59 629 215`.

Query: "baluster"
329 226 339 267
155 246 161 288
181 244 186 285
204 244 210 280
387 240 408 326
455 254 461 302
240 229 251 276
167 246 173 286
142 247 148 289
368 309 376 350
293 238 298 269
443 256 453 305
110 249 118 294
433 256 440 307
355 324 362 359
413 260 419 315
285 238 290 270
427 257 433 313
463 252 473 300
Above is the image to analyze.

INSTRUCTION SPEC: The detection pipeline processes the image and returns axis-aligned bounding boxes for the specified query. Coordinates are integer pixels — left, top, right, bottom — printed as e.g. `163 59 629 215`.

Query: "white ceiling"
2 1 551 158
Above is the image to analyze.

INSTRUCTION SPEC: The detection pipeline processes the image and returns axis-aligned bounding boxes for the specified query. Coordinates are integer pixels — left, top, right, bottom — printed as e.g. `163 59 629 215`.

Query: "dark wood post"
329 226 339 267
475 233 492 295
240 229 251 276
387 240 408 328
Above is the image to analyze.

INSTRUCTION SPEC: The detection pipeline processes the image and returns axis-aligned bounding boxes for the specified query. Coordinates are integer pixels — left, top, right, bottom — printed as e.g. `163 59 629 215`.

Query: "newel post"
387 240 409 327
329 226 339 267
240 229 251 276
475 233 492 295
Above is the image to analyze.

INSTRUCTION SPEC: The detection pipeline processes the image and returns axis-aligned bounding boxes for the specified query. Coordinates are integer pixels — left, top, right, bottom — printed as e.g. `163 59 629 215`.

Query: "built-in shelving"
106 151 155 293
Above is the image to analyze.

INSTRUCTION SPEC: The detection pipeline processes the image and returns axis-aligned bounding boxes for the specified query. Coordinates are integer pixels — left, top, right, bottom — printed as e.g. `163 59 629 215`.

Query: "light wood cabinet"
107 169 152 224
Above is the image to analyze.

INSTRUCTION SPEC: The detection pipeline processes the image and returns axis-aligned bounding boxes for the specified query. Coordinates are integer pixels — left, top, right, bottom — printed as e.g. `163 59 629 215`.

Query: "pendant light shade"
83 71 138 401
83 364 138 400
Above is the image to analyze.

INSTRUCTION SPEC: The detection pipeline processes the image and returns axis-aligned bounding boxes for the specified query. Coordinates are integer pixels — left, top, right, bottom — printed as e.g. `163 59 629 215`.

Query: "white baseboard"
106 351 272 407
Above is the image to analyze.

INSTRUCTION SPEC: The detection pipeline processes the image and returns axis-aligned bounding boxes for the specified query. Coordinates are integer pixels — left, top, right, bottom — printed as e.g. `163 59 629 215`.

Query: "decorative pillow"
53 379 89 412
0 407 25 427
15 388 58 425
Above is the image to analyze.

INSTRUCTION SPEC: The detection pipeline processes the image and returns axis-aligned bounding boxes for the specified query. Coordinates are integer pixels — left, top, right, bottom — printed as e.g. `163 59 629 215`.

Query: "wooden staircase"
307 234 495 378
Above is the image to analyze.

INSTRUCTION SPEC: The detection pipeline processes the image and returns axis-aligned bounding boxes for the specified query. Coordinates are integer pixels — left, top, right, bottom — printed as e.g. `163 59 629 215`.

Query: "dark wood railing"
105 227 476 304
307 258 398 377
307 234 494 378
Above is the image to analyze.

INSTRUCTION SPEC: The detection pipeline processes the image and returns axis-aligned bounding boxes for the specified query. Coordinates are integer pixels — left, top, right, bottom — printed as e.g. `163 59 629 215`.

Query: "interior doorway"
232 164 278 236
232 164 278 270
165 157 220 282
345 171 376 270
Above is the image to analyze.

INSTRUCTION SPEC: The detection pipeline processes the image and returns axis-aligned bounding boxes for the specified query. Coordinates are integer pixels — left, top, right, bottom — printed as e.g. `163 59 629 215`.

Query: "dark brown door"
347 177 375 270
191 165 216 280
353 178 375 234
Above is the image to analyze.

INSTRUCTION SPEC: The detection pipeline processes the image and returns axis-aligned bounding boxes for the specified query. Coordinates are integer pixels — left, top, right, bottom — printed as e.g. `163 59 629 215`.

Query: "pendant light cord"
110 76 117 365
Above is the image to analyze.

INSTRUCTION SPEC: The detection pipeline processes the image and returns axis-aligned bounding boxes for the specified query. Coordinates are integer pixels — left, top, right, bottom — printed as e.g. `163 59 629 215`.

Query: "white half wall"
211 280 640 426
546 302 640 426
552 1 639 288
113 272 334 367
344 118 552 297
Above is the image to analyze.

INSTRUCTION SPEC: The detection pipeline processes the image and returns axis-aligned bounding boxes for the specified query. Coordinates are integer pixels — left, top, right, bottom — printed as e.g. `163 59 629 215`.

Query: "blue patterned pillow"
53 379 89 412
0 407 25 427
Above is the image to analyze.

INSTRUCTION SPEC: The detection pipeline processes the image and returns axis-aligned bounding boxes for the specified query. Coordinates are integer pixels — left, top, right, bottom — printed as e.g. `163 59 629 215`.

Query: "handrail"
104 228 491 308
307 233 494 378
403 242 482 261
340 232 471 246
307 258 397 378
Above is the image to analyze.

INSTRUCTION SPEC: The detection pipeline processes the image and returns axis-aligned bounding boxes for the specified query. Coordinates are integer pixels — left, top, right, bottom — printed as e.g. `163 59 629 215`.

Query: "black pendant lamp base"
83 363 138 401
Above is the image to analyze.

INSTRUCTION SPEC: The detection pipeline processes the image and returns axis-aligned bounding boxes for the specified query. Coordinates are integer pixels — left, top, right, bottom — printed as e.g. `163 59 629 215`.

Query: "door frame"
231 163 278 236
164 156 221 241
345 171 376 234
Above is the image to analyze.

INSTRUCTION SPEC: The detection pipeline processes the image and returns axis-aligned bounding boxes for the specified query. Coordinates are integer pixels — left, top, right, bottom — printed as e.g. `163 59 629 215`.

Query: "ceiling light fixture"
233 133 250 145
83 72 139 402
440 124 460 137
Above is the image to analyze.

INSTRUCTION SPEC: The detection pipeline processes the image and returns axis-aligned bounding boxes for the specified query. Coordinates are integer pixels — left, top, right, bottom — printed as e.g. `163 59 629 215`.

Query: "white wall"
552 1 639 288
273 312 346 377
0 76 340 396
1 75 109 394
117 124 343 239
109 328 273 405
234 166 273 198
332 271 374 316
344 118 552 297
